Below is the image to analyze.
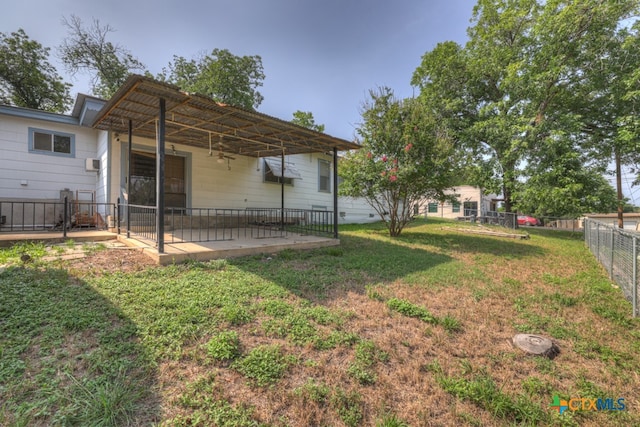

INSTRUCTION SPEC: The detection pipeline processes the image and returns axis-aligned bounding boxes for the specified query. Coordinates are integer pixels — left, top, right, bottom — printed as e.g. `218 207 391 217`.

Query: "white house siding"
95 130 110 204
337 196 380 224
420 186 499 220
111 138 337 211
0 113 99 201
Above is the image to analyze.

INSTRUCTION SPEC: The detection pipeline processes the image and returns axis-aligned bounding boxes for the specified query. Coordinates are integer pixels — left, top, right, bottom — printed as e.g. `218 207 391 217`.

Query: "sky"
2 0 638 204
1 0 472 141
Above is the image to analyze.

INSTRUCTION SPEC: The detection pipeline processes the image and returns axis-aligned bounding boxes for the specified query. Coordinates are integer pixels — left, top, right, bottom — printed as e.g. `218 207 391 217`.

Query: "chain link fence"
584 218 638 317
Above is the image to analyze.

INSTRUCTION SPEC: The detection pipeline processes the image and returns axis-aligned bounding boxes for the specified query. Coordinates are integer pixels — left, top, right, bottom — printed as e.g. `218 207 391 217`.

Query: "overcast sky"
3 0 638 203
1 0 471 140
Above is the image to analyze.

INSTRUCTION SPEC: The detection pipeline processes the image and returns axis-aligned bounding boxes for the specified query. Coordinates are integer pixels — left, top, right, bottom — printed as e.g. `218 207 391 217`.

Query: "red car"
517 215 540 226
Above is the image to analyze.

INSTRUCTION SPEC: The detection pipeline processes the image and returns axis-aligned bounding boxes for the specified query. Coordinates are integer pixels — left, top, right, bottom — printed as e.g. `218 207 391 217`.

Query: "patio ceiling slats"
92 75 360 157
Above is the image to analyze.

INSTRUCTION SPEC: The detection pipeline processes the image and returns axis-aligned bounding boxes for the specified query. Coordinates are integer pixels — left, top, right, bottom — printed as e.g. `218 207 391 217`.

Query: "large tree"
291 110 325 132
412 0 639 214
158 49 265 110
339 87 460 237
0 29 71 112
59 15 145 99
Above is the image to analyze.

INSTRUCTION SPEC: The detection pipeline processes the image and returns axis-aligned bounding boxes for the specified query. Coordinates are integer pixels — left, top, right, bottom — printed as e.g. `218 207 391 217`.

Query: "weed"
293 378 331 404
376 412 409 427
347 340 388 385
206 331 240 362
441 314 463 333
232 345 288 386
437 371 548 424
387 297 437 324
219 304 254 326
330 388 363 427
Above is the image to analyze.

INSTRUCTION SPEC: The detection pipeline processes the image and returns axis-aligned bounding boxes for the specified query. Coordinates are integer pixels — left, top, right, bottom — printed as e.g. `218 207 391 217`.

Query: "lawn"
1 218 639 426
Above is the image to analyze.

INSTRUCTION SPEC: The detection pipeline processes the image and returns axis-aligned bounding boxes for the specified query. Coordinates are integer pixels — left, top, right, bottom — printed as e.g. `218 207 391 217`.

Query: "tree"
159 49 265 110
575 20 640 227
291 110 325 132
0 29 71 112
516 138 618 217
59 15 145 99
339 87 460 237
412 0 639 215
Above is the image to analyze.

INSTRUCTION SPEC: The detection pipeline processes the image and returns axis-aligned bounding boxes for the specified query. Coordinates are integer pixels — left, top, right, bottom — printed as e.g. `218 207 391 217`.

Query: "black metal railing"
124 204 158 242
0 199 116 236
116 204 334 244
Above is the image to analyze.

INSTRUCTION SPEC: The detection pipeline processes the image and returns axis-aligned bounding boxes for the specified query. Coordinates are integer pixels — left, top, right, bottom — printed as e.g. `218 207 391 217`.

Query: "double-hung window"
318 159 331 192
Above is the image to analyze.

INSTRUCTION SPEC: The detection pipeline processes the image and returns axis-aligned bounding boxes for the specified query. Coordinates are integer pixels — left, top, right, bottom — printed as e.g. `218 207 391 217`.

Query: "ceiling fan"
208 133 235 164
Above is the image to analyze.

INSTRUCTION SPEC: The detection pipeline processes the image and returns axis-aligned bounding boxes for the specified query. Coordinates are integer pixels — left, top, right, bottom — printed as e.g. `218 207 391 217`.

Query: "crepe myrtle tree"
340 87 459 237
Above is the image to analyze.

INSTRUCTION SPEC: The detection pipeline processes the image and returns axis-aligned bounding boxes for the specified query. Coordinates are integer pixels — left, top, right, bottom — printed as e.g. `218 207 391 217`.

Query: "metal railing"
0 198 116 236
584 218 638 317
117 203 334 245
124 204 158 242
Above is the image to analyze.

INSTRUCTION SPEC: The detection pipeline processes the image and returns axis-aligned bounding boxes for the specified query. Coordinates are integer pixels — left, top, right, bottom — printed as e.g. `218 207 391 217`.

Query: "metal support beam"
333 147 338 239
281 151 285 232
157 98 166 253
127 120 132 238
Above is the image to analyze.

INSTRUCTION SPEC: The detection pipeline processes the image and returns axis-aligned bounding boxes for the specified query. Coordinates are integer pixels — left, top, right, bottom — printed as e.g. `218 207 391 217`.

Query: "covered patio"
91 75 360 255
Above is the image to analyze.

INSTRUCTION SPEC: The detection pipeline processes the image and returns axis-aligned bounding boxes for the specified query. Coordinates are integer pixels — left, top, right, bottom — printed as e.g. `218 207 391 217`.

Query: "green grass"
1 217 639 426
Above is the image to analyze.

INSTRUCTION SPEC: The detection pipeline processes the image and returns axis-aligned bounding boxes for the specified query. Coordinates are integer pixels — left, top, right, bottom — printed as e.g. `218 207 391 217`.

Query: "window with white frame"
318 159 331 192
29 127 74 157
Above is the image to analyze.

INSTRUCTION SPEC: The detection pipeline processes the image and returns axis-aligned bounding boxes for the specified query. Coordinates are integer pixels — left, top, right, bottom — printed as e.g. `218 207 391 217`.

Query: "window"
452 201 461 213
29 128 74 157
318 159 331 192
428 203 438 213
264 160 293 185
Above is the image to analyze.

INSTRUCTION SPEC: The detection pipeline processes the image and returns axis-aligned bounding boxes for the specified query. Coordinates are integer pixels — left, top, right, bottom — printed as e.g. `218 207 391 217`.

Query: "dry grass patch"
2 220 639 426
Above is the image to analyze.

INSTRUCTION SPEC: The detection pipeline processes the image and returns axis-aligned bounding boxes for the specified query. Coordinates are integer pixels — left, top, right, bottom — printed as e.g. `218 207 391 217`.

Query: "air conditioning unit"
85 158 100 172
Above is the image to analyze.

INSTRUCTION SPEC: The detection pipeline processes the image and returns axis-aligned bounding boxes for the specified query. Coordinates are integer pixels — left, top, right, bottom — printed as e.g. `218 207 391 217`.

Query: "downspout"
333 147 338 239
157 98 165 253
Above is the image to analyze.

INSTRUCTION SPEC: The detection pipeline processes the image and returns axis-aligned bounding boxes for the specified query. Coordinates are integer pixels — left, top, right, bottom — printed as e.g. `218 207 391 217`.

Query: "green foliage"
291 110 325 132
340 87 460 237
376 413 409 427
159 49 265 110
412 0 639 213
437 371 548 424
206 331 240 362
386 298 438 324
293 379 331 404
0 29 71 112
330 388 363 427
232 345 288 387
59 15 145 99
0 241 47 264
347 339 388 385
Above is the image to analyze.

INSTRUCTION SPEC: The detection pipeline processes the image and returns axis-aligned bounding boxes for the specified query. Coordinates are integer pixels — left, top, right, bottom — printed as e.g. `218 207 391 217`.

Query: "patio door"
130 151 186 208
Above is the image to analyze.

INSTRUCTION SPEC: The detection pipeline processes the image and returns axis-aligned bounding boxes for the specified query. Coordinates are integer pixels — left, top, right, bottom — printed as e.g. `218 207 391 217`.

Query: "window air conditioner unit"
85 158 100 172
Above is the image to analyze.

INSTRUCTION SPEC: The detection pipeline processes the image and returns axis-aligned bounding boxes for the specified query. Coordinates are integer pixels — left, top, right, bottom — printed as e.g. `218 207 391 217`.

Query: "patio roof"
92 75 360 158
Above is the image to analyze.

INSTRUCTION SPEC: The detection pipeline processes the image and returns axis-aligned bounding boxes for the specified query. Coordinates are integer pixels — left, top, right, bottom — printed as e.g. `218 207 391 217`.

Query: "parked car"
517 215 540 226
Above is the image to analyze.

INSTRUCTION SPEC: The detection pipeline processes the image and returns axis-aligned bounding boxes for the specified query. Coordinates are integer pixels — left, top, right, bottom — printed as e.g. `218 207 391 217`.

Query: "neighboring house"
0 75 363 245
419 185 501 219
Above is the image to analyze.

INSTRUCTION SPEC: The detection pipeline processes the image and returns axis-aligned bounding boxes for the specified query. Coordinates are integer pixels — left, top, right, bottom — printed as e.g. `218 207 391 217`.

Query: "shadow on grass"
0 265 159 426
230 232 454 302
231 219 548 302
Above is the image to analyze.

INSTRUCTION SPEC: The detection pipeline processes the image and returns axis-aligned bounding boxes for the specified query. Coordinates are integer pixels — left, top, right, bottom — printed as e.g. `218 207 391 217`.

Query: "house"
0 75 361 252
419 185 501 219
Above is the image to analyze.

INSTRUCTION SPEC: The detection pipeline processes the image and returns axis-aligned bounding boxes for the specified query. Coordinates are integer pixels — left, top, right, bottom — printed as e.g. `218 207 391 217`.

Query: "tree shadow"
230 233 454 303
230 224 546 303
0 265 160 426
